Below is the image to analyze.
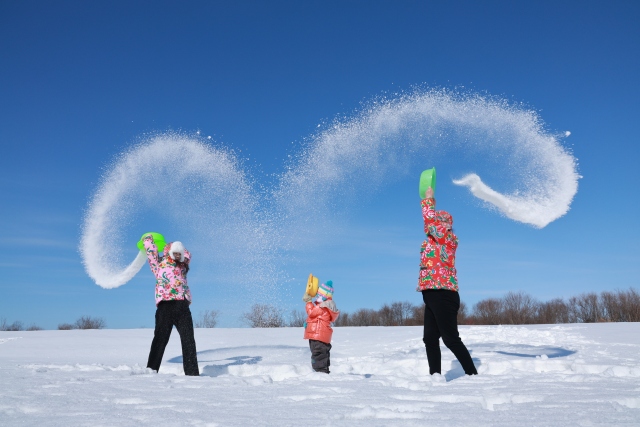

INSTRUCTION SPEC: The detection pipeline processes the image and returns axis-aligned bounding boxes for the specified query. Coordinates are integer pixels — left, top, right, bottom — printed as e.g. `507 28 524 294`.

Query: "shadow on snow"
168 345 307 377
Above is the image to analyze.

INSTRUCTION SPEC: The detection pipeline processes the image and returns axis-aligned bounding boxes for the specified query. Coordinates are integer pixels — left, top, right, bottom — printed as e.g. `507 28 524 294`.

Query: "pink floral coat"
417 197 459 292
143 235 192 306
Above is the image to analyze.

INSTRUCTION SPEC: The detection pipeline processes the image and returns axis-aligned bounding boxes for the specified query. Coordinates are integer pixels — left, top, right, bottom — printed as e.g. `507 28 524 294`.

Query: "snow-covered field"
1 323 639 426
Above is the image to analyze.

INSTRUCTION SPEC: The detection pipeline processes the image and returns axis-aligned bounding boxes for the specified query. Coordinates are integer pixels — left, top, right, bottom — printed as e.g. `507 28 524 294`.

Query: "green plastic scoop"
137 232 167 253
419 168 437 198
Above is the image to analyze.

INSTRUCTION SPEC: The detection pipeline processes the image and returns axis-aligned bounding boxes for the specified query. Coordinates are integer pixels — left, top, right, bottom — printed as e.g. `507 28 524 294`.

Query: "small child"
303 281 339 373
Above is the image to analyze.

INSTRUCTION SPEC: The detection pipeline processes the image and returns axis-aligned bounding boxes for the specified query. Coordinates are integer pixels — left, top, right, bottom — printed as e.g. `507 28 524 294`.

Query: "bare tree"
58 323 76 330
1 320 24 331
392 301 415 326
349 308 379 326
457 301 469 325
537 298 570 324
287 309 306 327
378 304 396 326
601 290 622 322
472 298 503 325
241 304 285 328
195 309 219 328
502 291 539 324
334 311 350 327
408 304 425 326
569 293 603 323
26 324 43 331
75 316 106 330
620 288 640 322
601 288 640 322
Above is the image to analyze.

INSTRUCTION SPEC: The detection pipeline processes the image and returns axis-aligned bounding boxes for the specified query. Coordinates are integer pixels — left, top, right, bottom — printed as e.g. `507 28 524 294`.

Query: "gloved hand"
302 293 313 303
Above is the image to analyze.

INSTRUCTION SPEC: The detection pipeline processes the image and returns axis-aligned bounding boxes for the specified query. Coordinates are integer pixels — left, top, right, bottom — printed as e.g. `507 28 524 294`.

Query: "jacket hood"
319 299 339 314
436 210 453 230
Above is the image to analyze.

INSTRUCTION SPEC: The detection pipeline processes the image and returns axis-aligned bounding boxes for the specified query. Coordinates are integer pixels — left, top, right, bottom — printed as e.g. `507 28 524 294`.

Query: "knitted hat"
316 280 334 301
168 241 186 262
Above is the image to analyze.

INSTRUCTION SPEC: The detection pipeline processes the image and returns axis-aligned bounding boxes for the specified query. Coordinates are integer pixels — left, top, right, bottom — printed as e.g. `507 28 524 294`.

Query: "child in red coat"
303 280 339 373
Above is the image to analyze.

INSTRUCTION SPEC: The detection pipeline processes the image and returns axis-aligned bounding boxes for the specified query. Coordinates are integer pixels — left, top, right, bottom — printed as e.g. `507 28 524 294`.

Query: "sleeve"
422 198 449 245
305 302 324 318
143 235 160 276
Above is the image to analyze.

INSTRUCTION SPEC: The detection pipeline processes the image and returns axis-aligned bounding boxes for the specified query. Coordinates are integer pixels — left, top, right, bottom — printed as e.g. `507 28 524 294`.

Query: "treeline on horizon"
2 288 638 331
341 287 640 326
243 287 640 328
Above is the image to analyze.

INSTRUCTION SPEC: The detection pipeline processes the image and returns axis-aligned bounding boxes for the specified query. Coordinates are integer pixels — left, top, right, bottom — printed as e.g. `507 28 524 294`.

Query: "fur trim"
319 299 338 312
168 241 185 262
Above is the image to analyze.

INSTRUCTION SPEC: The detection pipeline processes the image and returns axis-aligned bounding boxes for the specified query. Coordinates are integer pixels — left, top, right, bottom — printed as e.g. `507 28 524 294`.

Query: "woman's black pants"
147 300 200 376
422 290 477 375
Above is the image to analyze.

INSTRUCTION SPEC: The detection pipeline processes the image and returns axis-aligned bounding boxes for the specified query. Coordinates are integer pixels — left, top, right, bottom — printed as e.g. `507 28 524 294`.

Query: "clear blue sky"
1 1 638 328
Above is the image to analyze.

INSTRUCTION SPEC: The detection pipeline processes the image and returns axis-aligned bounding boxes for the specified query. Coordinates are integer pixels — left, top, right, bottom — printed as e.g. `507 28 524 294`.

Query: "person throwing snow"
417 187 477 376
143 234 199 376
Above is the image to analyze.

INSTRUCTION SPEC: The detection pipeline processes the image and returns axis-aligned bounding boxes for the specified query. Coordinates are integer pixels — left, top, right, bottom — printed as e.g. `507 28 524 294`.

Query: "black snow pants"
422 289 477 375
309 339 332 373
147 300 199 376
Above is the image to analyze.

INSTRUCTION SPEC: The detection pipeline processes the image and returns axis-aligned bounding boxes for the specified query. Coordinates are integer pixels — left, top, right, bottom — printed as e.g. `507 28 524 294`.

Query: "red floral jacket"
417 198 459 292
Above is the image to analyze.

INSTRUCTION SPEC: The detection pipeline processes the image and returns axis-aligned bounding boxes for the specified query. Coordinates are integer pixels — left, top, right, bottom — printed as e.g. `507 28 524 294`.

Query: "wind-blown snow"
80 90 579 290
79 136 261 289
1 323 638 426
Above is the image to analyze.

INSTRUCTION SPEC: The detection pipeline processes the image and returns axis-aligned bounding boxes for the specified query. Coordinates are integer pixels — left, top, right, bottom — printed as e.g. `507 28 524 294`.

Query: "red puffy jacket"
304 301 339 344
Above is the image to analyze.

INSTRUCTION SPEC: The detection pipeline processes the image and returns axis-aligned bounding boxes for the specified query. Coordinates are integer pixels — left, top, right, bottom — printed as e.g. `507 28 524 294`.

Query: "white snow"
1 323 639 426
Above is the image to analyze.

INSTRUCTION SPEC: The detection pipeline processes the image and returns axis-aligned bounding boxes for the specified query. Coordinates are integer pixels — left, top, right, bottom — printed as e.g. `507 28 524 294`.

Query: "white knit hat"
169 241 186 262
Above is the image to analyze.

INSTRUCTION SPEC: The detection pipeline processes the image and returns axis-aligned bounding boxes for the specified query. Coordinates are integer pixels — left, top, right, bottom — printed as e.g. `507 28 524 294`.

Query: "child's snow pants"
147 300 199 376
422 289 477 375
309 339 332 373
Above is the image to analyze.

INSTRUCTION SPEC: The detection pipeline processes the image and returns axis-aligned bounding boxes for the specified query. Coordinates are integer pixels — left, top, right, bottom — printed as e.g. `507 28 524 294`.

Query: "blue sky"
1 1 638 328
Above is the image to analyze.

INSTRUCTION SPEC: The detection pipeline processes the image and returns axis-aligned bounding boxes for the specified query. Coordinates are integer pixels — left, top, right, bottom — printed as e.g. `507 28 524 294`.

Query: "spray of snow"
80 89 579 288
79 135 261 289
276 90 578 230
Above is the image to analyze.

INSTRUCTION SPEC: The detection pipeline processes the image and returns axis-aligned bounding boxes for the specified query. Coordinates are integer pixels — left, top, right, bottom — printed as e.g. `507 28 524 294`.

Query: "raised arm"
142 235 160 275
305 302 326 319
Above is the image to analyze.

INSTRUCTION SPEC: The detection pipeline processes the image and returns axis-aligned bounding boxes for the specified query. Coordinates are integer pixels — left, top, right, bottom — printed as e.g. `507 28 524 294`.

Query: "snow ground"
1 323 639 426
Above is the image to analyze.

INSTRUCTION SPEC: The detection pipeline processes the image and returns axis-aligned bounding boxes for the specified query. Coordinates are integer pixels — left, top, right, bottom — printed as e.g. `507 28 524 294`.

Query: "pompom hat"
316 280 334 301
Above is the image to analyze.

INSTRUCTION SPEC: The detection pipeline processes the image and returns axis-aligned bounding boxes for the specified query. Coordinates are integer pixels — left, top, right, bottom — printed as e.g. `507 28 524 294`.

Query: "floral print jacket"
143 235 192 306
417 197 459 292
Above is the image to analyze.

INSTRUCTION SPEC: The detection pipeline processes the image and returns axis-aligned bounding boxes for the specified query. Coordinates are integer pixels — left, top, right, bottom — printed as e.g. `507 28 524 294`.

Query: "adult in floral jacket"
418 187 477 376
143 234 199 376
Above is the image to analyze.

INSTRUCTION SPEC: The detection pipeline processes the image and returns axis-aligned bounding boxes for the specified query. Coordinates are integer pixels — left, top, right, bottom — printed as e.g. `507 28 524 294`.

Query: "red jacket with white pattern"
417 197 459 292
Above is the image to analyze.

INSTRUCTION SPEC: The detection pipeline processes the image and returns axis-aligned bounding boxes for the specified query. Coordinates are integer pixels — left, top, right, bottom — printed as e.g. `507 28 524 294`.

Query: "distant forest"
2 288 638 330
242 288 640 328
333 288 640 327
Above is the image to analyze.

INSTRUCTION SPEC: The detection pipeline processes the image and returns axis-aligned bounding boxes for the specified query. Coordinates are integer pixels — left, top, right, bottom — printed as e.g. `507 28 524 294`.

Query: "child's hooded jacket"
143 235 192 305
304 300 339 344
417 197 459 292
